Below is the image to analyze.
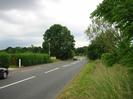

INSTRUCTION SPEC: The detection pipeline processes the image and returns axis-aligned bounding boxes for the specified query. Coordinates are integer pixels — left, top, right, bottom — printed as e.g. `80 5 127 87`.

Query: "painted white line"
68 61 79 65
62 64 71 68
45 68 59 74
62 61 80 68
0 76 36 90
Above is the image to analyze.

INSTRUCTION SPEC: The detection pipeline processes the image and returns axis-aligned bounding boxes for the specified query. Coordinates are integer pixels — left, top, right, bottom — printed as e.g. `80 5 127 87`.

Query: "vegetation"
0 52 11 68
0 52 51 68
42 24 75 60
4 46 44 54
86 19 118 60
87 41 106 60
58 0 133 98
101 53 117 67
10 53 51 66
57 61 132 99
75 46 87 56
90 0 133 66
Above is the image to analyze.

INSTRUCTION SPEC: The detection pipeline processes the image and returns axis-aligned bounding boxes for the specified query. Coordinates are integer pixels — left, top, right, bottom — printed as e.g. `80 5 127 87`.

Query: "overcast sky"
0 0 102 50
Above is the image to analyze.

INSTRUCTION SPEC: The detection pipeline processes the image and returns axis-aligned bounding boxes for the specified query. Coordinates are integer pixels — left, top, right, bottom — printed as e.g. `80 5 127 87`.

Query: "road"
0 58 87 99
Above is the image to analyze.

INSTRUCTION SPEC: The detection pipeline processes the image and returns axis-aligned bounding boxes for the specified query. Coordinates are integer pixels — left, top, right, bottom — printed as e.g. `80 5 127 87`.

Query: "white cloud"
0 0 103 49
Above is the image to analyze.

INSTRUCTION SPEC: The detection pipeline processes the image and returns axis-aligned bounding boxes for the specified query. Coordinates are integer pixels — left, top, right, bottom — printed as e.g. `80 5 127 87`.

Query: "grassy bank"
57 60 132 99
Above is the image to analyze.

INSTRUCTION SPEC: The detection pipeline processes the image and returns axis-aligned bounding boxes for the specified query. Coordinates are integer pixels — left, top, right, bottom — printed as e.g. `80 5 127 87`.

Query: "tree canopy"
91 0 133 46
42 24 75 60
85 19 119 60
90 0 133 66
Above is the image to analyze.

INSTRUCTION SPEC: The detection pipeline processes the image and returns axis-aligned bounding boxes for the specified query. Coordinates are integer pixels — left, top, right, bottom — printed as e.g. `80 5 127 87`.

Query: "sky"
0 0 103 50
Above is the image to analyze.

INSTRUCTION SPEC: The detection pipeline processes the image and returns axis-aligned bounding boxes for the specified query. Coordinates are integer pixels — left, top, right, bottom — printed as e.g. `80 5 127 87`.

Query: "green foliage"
91 0 133 67
42 24 75 60
75 46 88 56
87 41 106 60
86 19 119 61
101 53 117 66
91 0 133 32
11 53 51 66
4 46 44 54
119 48 133 67
86 18 119 53
0 52 11 68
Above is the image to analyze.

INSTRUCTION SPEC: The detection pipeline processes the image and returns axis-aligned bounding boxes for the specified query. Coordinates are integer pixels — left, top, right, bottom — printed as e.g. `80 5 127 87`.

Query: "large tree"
42 24 75 60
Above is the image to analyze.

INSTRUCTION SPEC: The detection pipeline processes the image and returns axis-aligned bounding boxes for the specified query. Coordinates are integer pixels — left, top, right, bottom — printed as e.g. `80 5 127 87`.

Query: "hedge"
11 53 51 66
0 52 51 68
0 52 11 68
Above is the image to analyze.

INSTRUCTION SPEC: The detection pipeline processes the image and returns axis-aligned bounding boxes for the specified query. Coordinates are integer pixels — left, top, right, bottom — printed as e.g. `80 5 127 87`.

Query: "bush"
0 52 11 68
101 53 117 66
11 53 51 67
87 43 106 60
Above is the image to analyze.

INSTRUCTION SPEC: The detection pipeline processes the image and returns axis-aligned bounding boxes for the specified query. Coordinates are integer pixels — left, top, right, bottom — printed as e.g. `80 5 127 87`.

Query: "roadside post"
19 59 21 68
48 42 51 56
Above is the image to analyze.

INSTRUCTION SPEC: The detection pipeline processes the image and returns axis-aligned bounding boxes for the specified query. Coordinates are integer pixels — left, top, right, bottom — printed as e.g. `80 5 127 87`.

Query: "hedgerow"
0 52 51 68
0 52 11 68
10 53 51 66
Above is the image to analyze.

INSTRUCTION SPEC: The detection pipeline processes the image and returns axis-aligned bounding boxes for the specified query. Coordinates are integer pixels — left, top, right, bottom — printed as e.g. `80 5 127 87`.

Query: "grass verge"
57 60 132 99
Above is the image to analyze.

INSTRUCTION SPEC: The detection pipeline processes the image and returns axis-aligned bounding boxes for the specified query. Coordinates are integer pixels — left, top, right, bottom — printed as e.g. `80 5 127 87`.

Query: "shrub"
87 43 106 60
0 52 11 68
101 53 117 66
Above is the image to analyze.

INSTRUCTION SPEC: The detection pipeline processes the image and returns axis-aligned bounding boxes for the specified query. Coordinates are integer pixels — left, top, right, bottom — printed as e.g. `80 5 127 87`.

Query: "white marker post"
19 59 21 68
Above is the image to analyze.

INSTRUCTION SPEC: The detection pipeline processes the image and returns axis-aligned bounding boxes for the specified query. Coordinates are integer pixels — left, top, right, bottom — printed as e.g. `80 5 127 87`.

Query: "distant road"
0 58 87 99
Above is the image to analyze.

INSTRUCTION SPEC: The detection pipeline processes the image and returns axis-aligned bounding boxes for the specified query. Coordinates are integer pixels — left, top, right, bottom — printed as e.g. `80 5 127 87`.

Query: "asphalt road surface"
0 58 87 99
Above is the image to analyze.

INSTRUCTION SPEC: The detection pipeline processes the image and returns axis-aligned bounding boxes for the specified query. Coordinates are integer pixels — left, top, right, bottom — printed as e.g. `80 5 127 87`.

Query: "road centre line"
71 61 79 65
62 61 80 68
44 68 59 74
0 61 80 90
62 64 71 68
0 76 36 90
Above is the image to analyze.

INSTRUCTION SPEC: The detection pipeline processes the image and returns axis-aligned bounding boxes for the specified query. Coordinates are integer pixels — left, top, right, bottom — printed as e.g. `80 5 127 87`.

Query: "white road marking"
62 64 71 68
71 61 79 65
0 76 36 90
62 61 80 68
45 68 59 74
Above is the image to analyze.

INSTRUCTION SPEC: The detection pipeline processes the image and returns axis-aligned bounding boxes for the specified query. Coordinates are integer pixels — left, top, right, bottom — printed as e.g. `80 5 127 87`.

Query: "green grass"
57 60 132 99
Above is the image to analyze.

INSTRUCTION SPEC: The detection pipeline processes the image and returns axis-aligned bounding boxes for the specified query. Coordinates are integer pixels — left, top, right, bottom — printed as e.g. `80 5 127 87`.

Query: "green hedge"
11 53 51 66
0 52 51 67
0 52 11 68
